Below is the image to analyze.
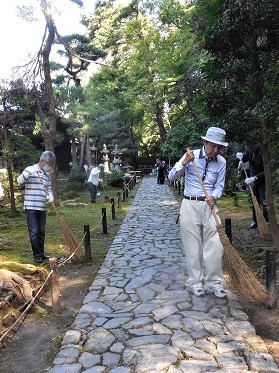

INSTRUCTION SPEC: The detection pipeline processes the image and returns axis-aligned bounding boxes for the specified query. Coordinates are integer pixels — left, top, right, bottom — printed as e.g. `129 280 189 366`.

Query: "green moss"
0 181 139 271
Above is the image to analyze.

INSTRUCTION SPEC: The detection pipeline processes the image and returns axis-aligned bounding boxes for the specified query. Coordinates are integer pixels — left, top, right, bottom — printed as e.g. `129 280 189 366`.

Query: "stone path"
47 177 279 373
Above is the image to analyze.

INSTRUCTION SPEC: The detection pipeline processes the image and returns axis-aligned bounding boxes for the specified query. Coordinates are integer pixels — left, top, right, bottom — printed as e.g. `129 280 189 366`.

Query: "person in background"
17 151 56 264
87 164 104 203
236 158 250 191
83 164 89 175
155 158 167 185
168 127 228 298
236 142 268 230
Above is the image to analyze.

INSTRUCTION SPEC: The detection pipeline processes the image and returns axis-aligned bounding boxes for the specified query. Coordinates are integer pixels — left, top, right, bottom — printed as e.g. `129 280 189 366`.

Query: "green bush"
59 180 81 200
68 170 87 186
106 171 125 187
62 189 79 199
64 180 83 192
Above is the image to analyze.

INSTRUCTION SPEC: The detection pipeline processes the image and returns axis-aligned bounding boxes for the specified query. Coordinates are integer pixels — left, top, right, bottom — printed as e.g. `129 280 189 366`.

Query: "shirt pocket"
206 170 218 184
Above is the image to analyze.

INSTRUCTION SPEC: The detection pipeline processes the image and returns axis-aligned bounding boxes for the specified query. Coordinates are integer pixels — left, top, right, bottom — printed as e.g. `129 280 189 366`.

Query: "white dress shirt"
168 147 226 200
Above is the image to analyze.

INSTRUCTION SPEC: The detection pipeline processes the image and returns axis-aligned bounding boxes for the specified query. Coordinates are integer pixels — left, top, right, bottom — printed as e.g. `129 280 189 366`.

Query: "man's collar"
199 147 206 159
199 147 218 161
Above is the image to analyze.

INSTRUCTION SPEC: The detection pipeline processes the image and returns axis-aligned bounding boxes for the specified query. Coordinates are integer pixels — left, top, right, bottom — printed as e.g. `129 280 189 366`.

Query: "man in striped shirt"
17 151 56 263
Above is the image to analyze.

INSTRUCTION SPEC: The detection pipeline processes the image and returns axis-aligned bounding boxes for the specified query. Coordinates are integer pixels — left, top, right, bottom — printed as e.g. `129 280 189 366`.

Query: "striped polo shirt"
17 164 53 211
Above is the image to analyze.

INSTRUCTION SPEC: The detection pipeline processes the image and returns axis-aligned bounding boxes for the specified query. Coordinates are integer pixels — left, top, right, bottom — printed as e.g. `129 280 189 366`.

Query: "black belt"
184 195 206 201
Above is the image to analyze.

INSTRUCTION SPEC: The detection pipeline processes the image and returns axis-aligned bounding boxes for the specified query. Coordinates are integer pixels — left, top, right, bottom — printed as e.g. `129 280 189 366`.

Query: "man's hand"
236 152 243 160
205 195 215 209
245 176 256 185
26 165 38 176
46 194 54 203
182 149 195 166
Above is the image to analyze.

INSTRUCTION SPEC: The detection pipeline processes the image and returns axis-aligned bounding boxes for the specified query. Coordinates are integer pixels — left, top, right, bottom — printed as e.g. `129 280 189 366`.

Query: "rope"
0 270 53 345
0 172 138 344
58 232 86 267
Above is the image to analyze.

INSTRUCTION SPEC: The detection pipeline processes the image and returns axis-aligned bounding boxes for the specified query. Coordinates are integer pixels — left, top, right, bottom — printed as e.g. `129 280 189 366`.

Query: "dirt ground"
0 219 279 372
229 212 279 367
0 263 97 373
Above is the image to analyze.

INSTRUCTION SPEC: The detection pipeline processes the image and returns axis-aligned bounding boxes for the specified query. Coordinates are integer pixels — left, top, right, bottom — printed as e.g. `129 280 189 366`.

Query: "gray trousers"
88 182 98 202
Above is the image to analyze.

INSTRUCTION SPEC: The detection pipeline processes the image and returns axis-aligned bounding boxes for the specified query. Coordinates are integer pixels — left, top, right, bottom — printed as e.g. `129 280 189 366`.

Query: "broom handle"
36 171 57 213
242 167 255 197
187 148 220 225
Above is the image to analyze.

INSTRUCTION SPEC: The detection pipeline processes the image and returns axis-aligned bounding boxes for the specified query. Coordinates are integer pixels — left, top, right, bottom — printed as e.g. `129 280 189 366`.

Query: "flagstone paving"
47 177 279 373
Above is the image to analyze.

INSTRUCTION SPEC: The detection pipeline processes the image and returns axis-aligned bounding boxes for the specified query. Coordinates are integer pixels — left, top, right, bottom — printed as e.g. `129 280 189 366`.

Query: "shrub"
59 180 81 200
106 171 125 187
64 180 83 192
68 170 87 186
62 189 79 199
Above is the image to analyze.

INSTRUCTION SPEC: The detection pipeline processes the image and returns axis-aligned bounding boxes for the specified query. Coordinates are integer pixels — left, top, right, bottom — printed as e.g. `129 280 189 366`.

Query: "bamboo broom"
50 202 82 258
243 168 271 239
37 173 82 259
190 156 268 304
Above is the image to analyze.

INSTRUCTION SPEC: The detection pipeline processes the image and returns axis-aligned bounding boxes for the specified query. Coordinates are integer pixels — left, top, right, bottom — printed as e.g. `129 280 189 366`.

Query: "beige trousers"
180 198 224 289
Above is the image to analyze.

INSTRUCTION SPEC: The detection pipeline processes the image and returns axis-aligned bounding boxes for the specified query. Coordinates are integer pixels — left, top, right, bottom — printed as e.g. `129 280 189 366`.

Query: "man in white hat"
168 127 228 298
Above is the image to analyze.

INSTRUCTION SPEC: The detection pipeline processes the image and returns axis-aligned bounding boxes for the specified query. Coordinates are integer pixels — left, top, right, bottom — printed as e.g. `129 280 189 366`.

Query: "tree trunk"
2 114 16 216
155 108 167 141
78 133 87 171
85 134 92 166
71 136 77 164
38 1 58 200
260 117 279 251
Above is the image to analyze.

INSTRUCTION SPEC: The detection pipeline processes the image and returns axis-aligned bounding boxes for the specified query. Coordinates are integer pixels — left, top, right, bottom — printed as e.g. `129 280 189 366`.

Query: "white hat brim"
201 136 228 147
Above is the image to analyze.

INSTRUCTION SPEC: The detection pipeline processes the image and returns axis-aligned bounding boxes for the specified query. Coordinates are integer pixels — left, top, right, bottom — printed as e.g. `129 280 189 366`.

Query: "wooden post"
266 250 277 309
125 184 129 198
122 185 126 202
117 192 122 209
225 218 232 243
102 207 108 234
111 197 115 220
177 180 181 194
84 225 92 262
49 258 61 314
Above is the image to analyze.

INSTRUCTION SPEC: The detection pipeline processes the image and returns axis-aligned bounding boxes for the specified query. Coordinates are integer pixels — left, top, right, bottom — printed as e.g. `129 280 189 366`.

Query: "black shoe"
248 222 258 230
34 255 43 264
41 253 51 260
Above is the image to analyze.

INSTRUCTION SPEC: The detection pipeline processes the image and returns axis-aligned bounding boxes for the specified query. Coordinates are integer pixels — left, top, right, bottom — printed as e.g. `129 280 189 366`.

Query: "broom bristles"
243 168 271 239
189 157 268 304
53 205 83 259
251 195 271 239
37 174 82 258
217 225 268 304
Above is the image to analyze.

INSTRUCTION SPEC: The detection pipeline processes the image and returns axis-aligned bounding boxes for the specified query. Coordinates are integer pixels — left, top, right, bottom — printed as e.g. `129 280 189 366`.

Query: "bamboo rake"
191 157 268 304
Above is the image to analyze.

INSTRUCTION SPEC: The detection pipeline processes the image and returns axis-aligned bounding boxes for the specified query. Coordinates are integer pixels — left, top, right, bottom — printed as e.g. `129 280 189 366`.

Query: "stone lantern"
90 145 97 167
111 144 122 171
100 144 111 174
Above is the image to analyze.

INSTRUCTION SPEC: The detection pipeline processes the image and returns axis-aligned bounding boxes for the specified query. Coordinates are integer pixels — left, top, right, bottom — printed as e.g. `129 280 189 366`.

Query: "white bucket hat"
201 127 228 147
